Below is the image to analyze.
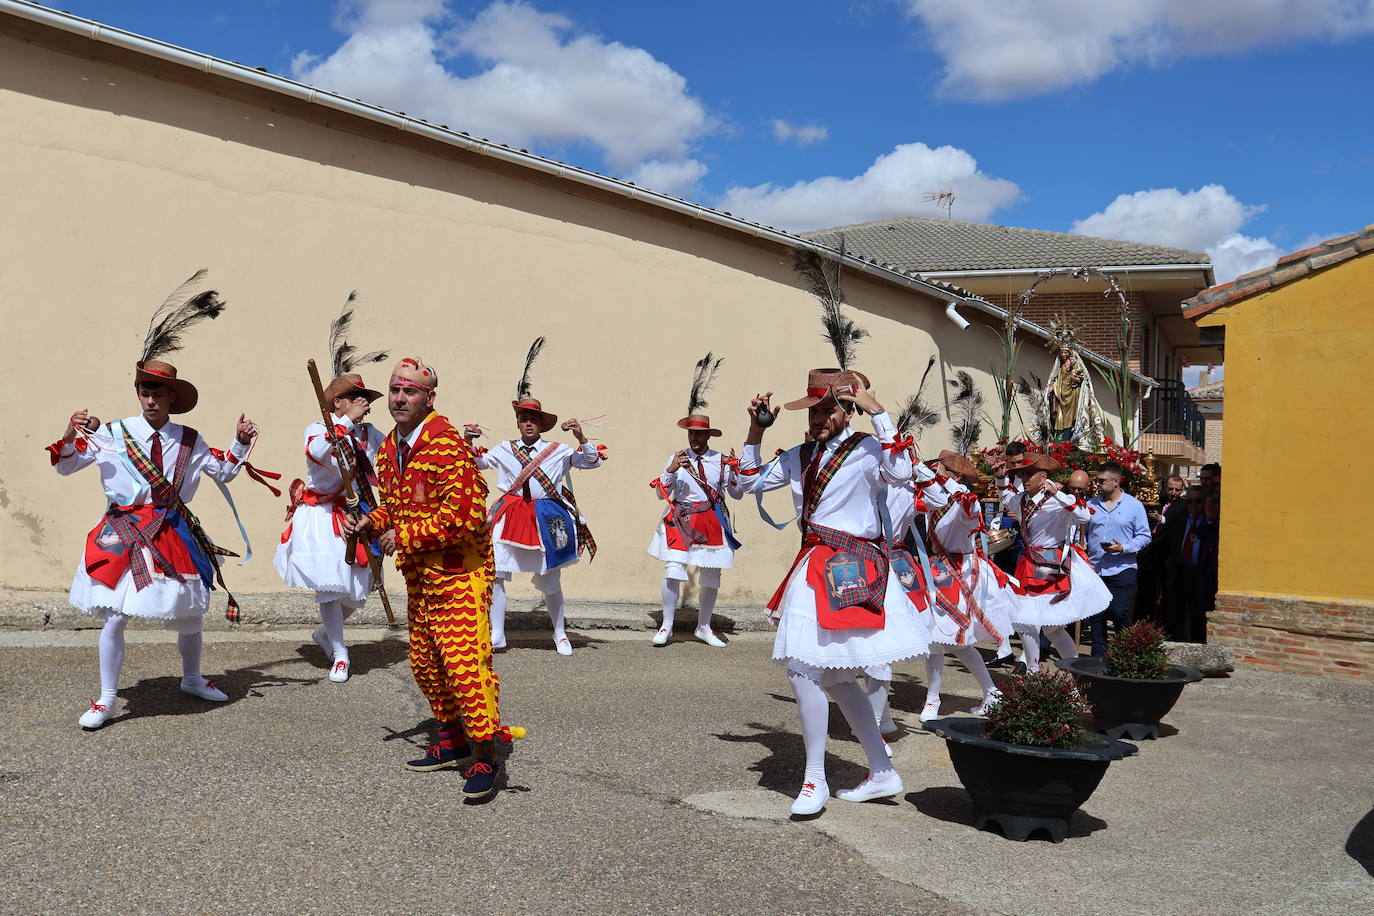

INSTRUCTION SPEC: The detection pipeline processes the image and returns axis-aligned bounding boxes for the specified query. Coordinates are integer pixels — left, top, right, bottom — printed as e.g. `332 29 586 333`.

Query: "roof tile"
1277 245 1324 266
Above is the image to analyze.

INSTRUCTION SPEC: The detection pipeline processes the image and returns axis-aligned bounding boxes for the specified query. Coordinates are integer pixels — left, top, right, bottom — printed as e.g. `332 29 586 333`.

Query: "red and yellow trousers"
399 546 511 742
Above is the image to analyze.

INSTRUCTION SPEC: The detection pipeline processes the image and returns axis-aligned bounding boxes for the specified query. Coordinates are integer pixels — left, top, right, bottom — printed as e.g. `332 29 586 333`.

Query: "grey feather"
948 370 985 456
686 351 724 415
329 291 389 377
139 269 227 363
793 238 867 370
895 355 941 437
517 336 545 400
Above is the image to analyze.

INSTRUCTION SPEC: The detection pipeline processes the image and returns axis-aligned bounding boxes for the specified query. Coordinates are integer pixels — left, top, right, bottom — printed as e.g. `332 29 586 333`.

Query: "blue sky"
48 0 1374 284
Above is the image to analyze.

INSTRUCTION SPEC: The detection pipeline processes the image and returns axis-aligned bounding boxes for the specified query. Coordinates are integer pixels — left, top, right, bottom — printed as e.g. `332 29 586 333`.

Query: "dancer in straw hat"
464 337 602 656
49 270 261 729
647 353 745 648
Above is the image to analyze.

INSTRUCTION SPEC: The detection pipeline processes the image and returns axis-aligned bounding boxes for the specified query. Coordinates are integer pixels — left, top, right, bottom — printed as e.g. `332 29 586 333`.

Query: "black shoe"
461 759 502 800
404 744 473 772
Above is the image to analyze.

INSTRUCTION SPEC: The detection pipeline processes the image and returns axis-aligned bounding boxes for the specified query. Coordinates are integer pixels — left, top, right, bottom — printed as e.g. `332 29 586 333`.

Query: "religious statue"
1037 315 1106 446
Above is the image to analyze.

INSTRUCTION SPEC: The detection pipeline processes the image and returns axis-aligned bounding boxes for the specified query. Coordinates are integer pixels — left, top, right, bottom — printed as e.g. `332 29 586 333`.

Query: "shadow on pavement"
292 636 409 676
1347 806 1374 876
501 631 612 652
714 722 867 795
116 653 321 723
906 786 1109 839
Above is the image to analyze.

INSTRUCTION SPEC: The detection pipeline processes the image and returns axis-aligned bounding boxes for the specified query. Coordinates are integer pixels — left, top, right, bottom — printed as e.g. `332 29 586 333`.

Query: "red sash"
84 505 200 588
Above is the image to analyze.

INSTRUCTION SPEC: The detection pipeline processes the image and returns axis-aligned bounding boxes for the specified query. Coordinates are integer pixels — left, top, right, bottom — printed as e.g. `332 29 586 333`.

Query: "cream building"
0 2 1146 619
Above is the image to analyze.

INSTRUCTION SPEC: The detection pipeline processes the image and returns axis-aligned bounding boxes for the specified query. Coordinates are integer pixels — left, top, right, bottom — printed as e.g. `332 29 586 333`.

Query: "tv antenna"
923 186 956 218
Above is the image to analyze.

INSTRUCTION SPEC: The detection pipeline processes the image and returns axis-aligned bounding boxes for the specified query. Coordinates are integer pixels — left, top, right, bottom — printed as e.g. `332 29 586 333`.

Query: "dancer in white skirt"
648 353 742 647
49 272 259 729
739 369 931 816
910 451 1019 722
1001 453 1110 671
465 337 601 656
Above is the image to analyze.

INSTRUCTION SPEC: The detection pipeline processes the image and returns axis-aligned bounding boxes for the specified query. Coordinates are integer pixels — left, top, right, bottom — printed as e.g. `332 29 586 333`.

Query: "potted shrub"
927 669 1138 842
1056 621 1203 739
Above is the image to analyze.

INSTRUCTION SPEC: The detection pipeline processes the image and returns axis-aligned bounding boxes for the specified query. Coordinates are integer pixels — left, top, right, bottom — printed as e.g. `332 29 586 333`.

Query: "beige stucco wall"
0 29 1119 607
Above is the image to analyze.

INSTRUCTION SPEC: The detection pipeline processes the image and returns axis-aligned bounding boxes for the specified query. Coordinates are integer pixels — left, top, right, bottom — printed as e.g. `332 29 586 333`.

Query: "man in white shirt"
647 414 742 647
739 368 931 816
51 359 257 729
465 397 601 655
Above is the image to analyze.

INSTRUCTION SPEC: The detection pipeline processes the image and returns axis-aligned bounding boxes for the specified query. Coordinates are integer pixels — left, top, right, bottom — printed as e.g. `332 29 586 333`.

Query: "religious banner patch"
535 498 578 570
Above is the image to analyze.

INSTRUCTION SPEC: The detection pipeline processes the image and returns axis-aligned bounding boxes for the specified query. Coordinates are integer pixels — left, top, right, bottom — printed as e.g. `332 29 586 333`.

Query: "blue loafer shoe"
461 759 502 800
404 744 473 772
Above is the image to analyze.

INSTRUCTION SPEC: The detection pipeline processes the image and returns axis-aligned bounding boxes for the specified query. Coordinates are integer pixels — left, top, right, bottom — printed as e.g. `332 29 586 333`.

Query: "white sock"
97 613 128 706
924 652 945 704
1045 625 1079 661
178 629 205 685
318 599 348 662
953 645 997 696
829 679 898 779
544 589 567 641
491 579 508 644
696 585 718 632
862 675 894 732
787 671 830 791
660 579 680 630
1016 623 1042 672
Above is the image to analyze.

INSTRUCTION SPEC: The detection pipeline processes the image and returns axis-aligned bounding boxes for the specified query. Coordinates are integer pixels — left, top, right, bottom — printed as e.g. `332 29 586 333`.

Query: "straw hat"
323 372 383 404
936 450 980 480
1006 453 1062 474
512 397 558 433
783 368 872 411
677 414 721 437
134 359 198 414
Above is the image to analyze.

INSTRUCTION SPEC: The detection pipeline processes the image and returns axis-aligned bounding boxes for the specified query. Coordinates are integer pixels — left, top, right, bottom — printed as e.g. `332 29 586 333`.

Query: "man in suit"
1136 475 1185 624
1162 485 1215 642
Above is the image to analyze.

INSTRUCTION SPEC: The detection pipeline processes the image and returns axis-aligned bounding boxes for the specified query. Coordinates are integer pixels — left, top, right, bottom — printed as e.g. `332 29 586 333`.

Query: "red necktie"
150 431 164 475
398 438 410 472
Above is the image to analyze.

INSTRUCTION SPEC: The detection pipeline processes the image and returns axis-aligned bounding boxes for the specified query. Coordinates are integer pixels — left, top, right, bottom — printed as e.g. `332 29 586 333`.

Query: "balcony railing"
1147 379 1206 448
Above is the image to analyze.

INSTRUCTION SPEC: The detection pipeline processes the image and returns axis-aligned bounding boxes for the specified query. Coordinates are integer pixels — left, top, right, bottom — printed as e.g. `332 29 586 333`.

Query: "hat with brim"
936 450 980 480
1006 453 1062 475
323 372 383 404
783 368 871 411
134 359 198 414
677 414 721 437
512 397 558 433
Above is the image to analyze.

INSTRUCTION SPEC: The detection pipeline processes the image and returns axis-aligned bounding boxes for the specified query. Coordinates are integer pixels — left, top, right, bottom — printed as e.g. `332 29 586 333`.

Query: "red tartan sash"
280 485 368 565
767 525 888 630
505 441 597 560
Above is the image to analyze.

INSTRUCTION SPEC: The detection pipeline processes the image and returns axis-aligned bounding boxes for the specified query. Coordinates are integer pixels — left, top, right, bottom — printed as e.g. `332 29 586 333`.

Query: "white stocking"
178 629 205 685
97 612 128 705
1045 625 1079 661
828 679 898 777
318 599 348 662
787 670 830 790
1015 623 1043 672
862 675 894 733
490 579 508 644
544 589 567 641
924 652 945 702
660 579 680 630
953 645 997 696
696 585 718 632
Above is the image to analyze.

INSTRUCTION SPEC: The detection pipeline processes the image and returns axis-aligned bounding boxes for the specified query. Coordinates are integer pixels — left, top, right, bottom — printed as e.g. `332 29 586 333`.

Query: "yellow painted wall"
1196 255 1370 601
0 29 1119 605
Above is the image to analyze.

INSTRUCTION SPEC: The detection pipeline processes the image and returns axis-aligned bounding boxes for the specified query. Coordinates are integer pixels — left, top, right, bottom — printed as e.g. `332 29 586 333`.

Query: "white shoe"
491 635 508 651
311 627 332 660
790 779 829 816
651 627 671 646
972 688 1003 716
329 659 350 683
694 627 727 648
919 698 941 723
79 698 116 729
180 678 228 702
836 770 904 803
555 636 574 656
883 738 893 758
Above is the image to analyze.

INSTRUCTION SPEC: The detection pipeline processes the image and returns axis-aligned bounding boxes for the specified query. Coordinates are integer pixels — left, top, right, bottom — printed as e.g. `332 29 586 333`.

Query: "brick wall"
984 290 1150 372
1210 592 1374 681
1203 417 1223 464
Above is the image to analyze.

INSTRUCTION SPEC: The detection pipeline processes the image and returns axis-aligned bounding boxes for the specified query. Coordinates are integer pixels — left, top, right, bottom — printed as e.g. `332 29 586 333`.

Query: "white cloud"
293 1 710 195
715 142 1020 232
901 0 1374 100
771 119 828 146
1071 184 1281 283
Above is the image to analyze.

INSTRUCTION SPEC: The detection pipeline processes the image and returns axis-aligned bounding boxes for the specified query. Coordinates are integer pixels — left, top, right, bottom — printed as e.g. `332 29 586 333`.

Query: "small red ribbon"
46 437 88 465
595 444 610 461
883 435 914 453
473 444 489 456
210 447 284 498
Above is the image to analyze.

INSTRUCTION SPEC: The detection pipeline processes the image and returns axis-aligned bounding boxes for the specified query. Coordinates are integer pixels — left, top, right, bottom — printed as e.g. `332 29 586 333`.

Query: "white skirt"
274 503 371 607
771 547 932 671
924 555 1016 655
645 521 735 569
69 557 208 621
1010 551 1112 628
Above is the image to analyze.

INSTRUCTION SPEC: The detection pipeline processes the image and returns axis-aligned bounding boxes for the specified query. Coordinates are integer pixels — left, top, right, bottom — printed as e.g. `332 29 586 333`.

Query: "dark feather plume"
686 352 724 416
329 291 389 378
1019 371 1048 442
517 336 545 400
793 238 868 369
895 355 941 437
139 269 227 363
948 370 985 456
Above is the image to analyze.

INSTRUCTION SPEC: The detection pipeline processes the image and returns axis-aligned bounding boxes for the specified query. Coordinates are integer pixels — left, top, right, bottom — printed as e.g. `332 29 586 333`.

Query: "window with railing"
1148 379 1206 448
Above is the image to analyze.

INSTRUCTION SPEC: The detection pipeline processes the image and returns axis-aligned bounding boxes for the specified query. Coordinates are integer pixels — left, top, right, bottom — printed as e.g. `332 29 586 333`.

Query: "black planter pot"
927 717 1137 842
1056 656 1204 740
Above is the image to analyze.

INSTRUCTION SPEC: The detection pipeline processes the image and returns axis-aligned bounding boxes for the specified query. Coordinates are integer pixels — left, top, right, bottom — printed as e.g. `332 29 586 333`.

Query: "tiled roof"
1188 381 1224 399
1184 225 1374 320
800 217 1210 273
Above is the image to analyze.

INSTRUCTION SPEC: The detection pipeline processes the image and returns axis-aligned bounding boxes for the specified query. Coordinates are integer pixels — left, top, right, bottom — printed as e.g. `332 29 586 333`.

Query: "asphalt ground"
2 627 1371 915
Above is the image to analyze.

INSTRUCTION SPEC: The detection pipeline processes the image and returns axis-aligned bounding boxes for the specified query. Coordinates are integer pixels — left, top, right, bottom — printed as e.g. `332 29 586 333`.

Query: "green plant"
984 668 1093 749
1105 620 1171 680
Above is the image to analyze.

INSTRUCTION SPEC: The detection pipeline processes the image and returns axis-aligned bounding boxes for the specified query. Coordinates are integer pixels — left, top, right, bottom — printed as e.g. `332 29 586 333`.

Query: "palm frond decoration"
328 291 389 378
516 336 545 400
140 269 226 363
686 351 723 415
948 370 985 456
895 355 941 437
1018 371 1048 443
793 238 868 369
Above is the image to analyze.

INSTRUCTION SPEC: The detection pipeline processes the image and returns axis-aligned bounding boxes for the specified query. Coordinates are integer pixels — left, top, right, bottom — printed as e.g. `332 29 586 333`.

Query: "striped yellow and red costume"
368 410 516 743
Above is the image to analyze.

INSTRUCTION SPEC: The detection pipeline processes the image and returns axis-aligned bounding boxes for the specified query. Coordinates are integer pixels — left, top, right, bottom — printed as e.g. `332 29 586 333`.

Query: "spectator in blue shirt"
1084 461 1152 656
